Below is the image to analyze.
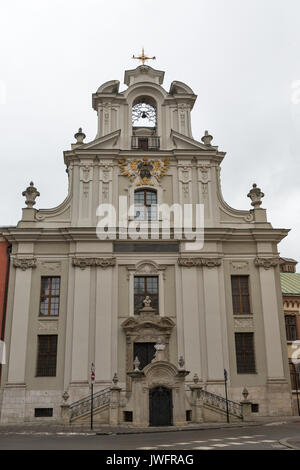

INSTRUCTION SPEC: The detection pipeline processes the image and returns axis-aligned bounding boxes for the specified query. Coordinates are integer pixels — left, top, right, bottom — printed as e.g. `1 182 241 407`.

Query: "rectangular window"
36 335 58 377
134 342 156 370
289 361 300 390
231 276 251 314
34 408 53 417
39 277 61 316
134 276 158 315
235 332 256 374
285 315 297 341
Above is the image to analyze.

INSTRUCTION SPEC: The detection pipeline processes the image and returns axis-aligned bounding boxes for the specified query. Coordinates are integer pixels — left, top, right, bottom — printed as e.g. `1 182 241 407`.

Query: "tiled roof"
280 273 300 295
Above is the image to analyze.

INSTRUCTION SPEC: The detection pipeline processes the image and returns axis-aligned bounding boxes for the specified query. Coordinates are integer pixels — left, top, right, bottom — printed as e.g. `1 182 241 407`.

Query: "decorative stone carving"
80 165 93 183
254 257 281 270
22 182 40 208
143 296 152 308
112 373 119 385
118 157 170 186
193 373 199 384
178 356 185 369
234 317 254 329
62 391 69 402
72 257 116 269
230 261 249 271
74 127 86 144
247 183 264 208
95 258 116 268
244 212 254 222
38 320 58 331
133 356 141 372
40 262 61 272
13 258 37 270
178 257 222 268
122 313 175 391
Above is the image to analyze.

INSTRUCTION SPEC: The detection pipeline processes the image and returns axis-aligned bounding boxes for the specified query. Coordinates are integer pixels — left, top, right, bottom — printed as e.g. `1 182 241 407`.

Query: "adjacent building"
0 236 10 384
0 61 293 425
280 258 300 414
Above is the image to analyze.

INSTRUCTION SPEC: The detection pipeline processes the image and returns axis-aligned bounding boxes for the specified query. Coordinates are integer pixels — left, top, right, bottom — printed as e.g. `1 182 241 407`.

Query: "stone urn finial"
242 387 249 401
22 181 40 208
201 130 213 146
74 127 86 144
193 373 199 384
247 183 264 208
62 391 69 402
112 372 119 385
133 356 141 372
178 356 185 369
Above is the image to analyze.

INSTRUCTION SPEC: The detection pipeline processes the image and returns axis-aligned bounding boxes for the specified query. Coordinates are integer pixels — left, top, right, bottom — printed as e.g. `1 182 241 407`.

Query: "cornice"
1 227 290 244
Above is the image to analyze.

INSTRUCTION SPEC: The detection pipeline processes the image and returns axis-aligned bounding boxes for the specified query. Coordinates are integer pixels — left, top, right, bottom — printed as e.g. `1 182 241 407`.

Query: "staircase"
69 388 111 422
199 389 243 420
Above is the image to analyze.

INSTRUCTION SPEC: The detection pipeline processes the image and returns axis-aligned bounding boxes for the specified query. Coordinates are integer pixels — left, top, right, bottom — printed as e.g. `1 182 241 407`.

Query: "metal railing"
200 389 243 419
69 387 111 420
131 136 160 150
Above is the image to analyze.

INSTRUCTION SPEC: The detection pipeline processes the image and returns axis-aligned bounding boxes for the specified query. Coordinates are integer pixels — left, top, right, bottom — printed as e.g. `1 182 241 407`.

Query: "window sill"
233 314 253 318
38 316 59 320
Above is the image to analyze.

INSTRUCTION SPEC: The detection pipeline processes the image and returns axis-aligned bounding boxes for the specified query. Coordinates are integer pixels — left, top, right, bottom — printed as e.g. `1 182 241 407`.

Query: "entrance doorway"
149 386 173 426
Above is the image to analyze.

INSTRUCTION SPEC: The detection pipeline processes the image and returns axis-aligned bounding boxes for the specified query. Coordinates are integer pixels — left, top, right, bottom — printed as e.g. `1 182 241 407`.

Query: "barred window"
285 315 297 341
289 361 300 390
134 276 158 315
231 276 251 314
235 333 256 374
39 277 60 316
36 335 58 377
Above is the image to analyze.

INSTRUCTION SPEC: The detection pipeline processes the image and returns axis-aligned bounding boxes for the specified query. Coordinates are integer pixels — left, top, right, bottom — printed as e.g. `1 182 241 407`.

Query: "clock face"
132 102 156 127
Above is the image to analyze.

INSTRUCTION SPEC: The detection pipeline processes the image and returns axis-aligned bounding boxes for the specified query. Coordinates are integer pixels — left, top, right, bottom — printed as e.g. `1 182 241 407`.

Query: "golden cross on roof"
132 48 156 66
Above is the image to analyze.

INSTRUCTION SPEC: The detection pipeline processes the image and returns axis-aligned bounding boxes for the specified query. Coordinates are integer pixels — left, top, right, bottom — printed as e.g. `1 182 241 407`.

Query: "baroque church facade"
0 60 293 425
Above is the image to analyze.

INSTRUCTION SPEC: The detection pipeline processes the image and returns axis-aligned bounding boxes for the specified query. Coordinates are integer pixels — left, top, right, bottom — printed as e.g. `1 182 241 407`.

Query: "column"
257 265 284 378
70 266 91 383
95 267 114 383
203 266 224 382
7 264 33 384
181 267 202 378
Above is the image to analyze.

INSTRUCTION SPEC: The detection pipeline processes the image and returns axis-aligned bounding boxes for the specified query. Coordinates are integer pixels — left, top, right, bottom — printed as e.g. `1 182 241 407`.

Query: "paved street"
0 422 299 450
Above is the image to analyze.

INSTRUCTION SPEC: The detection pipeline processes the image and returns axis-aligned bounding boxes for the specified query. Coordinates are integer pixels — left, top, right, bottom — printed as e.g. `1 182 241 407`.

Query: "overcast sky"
0 0 299 270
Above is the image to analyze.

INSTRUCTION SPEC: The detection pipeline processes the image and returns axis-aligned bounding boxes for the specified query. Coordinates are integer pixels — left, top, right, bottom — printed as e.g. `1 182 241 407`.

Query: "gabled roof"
280 273 300 295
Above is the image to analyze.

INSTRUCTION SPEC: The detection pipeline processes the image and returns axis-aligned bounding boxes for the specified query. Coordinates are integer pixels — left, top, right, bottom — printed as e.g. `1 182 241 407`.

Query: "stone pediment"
171 130 216 151
72 130 121 151
96 80 120 95
122 315 175 335
169 80 196 96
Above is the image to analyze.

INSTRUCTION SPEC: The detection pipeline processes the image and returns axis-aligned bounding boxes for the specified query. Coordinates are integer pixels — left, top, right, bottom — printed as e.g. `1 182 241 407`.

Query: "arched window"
132 97 156 128
134 189 157 221
131 97 159 150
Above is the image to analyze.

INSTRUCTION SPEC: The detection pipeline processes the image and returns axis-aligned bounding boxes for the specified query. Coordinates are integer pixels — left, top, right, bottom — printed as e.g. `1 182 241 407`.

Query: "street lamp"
224 369 229 423
291 361 300 416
